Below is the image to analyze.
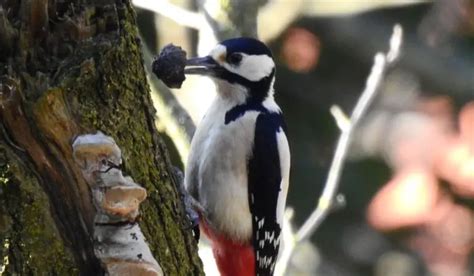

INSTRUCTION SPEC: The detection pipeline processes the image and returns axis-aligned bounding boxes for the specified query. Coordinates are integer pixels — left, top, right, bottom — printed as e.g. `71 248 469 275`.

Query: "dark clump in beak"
152 44 187 88
152 44 220 89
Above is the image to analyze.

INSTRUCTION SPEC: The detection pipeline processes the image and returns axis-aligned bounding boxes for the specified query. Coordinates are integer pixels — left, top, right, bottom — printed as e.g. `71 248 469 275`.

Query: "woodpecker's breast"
185 97 258 242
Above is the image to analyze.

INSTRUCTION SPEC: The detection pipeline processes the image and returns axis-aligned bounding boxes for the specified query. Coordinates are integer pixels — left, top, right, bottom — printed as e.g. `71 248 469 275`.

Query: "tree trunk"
0 0 203 275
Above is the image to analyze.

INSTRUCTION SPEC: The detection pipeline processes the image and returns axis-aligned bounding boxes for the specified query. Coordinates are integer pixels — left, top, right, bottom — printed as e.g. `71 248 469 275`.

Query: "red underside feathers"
200 219 255 276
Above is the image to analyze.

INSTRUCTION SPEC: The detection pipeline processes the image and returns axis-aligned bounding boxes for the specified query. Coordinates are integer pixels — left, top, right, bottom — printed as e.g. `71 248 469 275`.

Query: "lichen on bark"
0 146 78 275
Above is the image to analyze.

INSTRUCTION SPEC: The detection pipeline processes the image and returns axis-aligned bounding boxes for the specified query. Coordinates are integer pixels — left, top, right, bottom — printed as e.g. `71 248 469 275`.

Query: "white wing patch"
276 128 291 227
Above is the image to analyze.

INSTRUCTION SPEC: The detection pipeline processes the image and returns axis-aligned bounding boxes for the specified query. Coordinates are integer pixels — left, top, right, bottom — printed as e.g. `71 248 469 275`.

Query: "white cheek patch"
225 54 275 82
209 44 275 82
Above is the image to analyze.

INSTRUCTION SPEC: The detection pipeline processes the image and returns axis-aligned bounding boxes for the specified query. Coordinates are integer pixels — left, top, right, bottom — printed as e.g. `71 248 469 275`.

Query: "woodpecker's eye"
228 53 243 65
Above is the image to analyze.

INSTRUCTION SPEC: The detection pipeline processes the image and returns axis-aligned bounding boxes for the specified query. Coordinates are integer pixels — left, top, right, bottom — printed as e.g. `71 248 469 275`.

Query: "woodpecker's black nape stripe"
217 68 275 102
223 70 279 125
248 112 286 275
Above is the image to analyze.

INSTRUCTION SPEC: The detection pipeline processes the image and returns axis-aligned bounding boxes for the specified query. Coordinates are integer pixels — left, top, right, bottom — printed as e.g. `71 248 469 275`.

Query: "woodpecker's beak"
184 56 221 76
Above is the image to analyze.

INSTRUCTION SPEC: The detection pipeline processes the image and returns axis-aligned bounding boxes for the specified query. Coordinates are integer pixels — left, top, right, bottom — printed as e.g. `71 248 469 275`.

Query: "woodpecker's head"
185 37 275 102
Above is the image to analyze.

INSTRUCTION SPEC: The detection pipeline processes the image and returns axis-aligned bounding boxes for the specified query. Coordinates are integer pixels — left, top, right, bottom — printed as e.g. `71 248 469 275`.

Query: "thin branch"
296 24 403 242
296 52 387 240
330 105 350 132
132 0 205 30
277 24 403 276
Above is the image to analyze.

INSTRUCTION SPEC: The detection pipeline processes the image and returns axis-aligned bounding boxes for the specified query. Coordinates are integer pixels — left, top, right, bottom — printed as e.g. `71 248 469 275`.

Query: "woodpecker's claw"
184 201 200 242
171 167 201 241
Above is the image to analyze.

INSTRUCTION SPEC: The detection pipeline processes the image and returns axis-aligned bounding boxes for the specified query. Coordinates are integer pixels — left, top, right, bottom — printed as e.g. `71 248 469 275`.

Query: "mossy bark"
0 0 203 275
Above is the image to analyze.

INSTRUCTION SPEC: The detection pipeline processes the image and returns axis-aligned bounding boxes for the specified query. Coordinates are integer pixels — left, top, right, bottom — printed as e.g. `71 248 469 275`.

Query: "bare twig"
297 24 402 242
277 24 403 276
132 0 205 29
298 55 387 240
330 105 350 132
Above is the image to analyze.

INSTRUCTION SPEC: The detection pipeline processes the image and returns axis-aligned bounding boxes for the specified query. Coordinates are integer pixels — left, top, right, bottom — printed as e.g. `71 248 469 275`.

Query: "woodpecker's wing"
248 111 290 275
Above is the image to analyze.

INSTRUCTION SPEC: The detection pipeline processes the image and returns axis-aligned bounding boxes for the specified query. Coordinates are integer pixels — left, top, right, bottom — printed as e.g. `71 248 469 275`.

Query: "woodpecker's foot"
171 167 201 241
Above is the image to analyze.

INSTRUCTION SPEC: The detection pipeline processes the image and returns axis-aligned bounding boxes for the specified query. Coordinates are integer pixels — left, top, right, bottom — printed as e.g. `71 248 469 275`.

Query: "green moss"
1 0 201 274
0 147 78 275
58 4 203 275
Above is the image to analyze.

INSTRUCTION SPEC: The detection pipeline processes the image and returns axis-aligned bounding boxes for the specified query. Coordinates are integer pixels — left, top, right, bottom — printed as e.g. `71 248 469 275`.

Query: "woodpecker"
183 37 290 276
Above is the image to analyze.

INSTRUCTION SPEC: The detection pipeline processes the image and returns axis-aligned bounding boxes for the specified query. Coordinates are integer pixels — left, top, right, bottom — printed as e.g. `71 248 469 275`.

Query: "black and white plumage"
183 38 290 276
249 111 289 274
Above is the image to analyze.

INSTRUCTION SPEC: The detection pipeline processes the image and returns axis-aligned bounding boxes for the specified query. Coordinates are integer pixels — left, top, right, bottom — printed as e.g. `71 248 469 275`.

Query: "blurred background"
132 0 473 275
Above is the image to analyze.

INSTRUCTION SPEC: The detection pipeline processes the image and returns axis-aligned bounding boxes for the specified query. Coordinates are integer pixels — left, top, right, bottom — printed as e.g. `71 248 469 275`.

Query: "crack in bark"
0 78 102 274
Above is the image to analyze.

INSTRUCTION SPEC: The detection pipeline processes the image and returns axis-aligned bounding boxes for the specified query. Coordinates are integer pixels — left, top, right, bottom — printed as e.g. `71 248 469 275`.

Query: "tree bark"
0 0 203 275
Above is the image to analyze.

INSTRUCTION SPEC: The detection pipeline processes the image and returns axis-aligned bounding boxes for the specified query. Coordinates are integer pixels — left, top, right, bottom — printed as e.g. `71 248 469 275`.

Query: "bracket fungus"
73 132 163 276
